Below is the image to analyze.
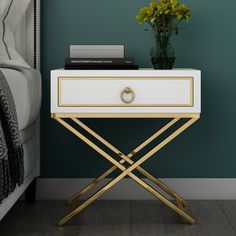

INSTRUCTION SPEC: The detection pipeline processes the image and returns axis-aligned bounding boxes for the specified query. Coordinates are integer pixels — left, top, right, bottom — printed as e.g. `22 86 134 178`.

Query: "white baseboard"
37 178 236 200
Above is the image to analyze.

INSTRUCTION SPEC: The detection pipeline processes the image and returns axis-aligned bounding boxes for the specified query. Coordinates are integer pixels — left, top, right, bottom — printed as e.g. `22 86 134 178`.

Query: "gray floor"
0 200 236 236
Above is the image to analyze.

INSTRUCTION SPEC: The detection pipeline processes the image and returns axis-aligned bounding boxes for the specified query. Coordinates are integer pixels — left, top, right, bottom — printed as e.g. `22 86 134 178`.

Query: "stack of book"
65 45 139 70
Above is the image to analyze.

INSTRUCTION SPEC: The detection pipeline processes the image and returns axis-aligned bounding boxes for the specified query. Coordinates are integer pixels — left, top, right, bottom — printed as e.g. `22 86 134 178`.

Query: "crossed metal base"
53 114 199 226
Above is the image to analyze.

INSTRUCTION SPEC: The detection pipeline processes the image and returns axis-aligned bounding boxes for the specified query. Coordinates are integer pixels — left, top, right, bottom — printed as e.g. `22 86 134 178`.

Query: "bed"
0 0 41 221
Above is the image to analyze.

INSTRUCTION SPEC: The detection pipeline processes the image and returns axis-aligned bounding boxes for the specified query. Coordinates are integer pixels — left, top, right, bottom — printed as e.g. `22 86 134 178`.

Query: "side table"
51 68 201 226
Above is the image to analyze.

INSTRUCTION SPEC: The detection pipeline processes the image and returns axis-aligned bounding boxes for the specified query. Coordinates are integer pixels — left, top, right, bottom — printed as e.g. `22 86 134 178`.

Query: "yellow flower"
176 4 191 21
136 0 191 23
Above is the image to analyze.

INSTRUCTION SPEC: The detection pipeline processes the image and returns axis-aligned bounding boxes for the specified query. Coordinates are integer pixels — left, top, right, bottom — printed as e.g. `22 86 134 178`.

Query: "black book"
65 58 134 66
65 64 139 70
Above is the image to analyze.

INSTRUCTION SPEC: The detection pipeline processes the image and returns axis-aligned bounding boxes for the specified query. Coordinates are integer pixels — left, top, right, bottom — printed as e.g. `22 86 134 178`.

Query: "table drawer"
58 77 193 107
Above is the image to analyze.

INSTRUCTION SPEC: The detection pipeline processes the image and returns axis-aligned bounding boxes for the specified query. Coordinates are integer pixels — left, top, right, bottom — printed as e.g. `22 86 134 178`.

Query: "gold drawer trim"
58 77 194 107
52 113 200 119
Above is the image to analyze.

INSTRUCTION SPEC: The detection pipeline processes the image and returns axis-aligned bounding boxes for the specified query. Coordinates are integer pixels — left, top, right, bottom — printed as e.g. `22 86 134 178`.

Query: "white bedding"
1 67 41 131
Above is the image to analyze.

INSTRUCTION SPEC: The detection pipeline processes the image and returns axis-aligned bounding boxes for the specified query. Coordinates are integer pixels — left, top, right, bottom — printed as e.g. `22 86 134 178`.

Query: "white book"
70 45 124 58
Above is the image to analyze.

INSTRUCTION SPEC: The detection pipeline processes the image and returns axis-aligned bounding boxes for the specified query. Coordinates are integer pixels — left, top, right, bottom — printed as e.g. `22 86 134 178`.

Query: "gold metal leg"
55 117 198 226
175 194 188 212
58 170 195 226
67 118 182 205
68 118 187 207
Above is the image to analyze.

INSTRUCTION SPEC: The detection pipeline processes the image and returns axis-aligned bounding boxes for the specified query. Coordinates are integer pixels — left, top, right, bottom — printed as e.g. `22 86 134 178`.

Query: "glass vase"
151 36 176 69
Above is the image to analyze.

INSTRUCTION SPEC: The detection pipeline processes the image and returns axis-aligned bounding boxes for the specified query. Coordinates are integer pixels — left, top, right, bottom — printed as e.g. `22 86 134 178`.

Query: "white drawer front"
58 77 193 107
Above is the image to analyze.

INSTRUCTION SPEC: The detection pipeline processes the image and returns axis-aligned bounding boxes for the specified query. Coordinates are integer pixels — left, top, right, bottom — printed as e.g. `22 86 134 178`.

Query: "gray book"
70 45 124 58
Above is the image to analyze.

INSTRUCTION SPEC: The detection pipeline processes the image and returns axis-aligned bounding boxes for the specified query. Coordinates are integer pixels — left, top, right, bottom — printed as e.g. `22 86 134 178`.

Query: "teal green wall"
41 0 236 178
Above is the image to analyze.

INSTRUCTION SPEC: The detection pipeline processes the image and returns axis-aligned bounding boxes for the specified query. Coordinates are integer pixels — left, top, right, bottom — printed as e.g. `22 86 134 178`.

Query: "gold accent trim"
53 115 199 226
59 76 193 80
58 77 194 107
52 113 200 118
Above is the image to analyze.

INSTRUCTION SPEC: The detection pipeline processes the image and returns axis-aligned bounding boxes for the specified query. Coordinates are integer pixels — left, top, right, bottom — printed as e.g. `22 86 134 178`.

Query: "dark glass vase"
151 36 176 69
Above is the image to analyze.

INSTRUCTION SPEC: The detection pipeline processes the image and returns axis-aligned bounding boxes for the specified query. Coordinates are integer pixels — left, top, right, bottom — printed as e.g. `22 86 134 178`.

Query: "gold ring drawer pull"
120 87 135 104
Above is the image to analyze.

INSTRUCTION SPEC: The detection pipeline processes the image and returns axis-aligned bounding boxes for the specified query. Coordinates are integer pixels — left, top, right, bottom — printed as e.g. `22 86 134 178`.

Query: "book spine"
69 45 125 58
65 64 139 70
65 58 133 66
70 51 124 58
70 45 124 50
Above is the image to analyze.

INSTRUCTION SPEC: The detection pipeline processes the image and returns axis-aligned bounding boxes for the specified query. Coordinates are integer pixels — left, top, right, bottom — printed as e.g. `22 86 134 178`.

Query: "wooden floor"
0 200 236 236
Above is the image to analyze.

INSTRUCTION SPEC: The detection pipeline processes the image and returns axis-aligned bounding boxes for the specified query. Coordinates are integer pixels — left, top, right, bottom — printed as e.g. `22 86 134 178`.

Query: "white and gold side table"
51 68 201 226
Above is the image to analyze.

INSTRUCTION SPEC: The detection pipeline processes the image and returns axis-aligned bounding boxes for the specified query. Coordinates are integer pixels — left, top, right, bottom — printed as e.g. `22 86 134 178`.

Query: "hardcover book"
70 45 125 58
65 58 133 66
65 64 139 70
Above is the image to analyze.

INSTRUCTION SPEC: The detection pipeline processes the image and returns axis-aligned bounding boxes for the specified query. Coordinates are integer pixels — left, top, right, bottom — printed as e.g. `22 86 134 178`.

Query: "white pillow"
6 0 31 32
0 0 10 16
0 0 31 68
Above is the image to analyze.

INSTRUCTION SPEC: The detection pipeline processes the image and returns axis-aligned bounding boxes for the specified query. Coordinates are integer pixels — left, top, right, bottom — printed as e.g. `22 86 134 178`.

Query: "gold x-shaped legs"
68 118 187 209
54 116 199 226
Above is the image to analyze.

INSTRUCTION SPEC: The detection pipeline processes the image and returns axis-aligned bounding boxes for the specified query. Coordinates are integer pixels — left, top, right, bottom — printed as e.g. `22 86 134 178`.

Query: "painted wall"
41 0 236 178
